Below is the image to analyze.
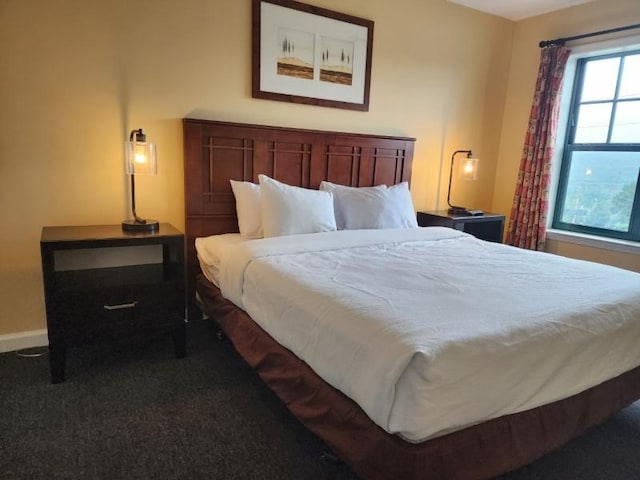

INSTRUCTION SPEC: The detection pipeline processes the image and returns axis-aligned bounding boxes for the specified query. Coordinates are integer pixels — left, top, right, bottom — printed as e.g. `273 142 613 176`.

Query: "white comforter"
215 227 640 442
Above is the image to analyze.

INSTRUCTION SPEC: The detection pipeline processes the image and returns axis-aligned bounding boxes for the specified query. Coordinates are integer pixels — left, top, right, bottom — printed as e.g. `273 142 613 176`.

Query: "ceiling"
447 0 599 21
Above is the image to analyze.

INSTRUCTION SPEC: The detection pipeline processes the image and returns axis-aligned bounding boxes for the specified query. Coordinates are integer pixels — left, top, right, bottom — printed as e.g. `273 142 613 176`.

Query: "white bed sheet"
195 233 245 286
212 227 640 442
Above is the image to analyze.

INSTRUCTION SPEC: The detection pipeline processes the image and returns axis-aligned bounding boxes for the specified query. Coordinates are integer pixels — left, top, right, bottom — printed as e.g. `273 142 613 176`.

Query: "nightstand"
40 223 186 383
417 210 505 243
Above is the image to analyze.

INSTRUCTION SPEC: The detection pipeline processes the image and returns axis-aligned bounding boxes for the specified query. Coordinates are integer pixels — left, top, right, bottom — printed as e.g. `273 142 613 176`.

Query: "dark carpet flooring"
2 319 640 480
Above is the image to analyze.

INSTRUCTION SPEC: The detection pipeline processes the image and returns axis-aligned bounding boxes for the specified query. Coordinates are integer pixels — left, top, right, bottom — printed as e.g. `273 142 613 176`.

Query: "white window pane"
560 151 639 232
581 57 620 102
611 101 640 143
574 103 612 143
619 54 640 99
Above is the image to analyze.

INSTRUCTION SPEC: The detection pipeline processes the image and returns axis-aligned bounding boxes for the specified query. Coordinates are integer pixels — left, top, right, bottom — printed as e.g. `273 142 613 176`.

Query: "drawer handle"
103 301 138 311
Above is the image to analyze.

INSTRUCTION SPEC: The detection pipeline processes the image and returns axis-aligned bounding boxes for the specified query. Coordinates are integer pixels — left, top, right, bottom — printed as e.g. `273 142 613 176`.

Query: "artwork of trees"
319 36 354 85
275 28 355 86
277 28 314 80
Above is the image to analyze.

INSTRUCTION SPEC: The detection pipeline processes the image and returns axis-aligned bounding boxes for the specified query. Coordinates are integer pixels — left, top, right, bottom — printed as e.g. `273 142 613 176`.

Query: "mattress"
198 227 640 442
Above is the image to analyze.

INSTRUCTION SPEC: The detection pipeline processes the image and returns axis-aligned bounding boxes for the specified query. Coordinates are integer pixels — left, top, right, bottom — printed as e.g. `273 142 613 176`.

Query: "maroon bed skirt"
196 274 640 480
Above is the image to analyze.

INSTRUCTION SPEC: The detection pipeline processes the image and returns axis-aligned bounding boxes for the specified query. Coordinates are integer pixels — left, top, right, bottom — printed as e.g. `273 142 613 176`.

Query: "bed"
184 118 640 480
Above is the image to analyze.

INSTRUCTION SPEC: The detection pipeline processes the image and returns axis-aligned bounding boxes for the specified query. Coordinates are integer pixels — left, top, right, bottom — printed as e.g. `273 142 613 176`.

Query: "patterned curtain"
506 45 571 251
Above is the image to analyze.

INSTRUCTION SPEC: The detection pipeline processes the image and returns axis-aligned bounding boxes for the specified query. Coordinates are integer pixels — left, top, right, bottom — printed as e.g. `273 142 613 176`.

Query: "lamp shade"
125 129 157 175
458 156 479 181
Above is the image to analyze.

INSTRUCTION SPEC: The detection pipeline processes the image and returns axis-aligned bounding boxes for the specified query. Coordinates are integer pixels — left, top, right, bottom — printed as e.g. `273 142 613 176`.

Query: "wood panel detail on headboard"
183 118 416 312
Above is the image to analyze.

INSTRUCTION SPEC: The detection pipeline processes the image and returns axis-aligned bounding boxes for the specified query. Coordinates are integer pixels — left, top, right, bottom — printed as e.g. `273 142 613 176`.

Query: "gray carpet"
2 319 640 480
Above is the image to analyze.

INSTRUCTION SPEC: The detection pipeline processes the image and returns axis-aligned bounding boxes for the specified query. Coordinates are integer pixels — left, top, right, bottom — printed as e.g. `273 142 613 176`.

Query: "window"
552 50 640 242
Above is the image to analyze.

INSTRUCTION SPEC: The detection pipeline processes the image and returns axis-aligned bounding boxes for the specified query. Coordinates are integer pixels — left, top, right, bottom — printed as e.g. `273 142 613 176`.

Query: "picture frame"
252 0 374 111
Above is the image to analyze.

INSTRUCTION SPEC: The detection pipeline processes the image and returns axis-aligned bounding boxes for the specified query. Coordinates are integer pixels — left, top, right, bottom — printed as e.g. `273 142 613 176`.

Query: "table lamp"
122 128 159 232
447 149 481 215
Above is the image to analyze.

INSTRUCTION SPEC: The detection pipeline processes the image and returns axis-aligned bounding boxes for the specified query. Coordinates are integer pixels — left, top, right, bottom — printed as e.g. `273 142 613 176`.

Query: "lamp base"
447 206 470 215
122 219 159 232
447 207 484 217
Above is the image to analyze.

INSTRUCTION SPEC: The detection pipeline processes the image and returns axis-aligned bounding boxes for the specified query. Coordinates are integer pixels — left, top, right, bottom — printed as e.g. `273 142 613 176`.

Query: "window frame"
552 49 640 242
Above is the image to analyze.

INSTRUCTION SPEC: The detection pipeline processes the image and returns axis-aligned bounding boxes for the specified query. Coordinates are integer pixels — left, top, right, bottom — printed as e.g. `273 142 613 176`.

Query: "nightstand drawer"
55 284 180 344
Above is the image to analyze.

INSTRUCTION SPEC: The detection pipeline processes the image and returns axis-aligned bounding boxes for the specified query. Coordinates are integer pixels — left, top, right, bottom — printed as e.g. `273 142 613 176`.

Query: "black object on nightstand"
417 210 505 243
40 223 186 383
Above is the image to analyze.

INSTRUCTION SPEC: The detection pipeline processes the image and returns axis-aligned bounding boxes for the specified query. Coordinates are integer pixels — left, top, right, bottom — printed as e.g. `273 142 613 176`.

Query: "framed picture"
252 0 374 111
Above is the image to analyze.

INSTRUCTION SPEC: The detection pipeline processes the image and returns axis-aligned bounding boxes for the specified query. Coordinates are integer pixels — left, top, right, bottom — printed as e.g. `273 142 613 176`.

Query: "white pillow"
383 182 419 229
319 181 417 229
230 180 263 238
319 181 387 230
259 175 337 237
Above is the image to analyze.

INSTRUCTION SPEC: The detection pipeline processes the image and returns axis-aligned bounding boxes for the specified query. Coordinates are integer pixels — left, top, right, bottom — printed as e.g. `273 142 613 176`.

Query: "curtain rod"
539 23 640 48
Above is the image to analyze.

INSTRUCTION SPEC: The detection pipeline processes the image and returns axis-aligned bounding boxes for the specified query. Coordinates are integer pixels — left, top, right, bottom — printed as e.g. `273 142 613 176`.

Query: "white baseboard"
0 329 48 353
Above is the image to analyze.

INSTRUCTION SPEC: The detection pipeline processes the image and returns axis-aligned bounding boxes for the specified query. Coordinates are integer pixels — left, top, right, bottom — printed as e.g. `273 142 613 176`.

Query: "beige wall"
3 0 639 338
0 0 513 336
492 0 640 270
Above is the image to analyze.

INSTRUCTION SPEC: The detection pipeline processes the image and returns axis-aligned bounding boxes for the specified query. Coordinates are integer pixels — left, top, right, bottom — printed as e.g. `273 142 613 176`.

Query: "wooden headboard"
183 118 416 311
